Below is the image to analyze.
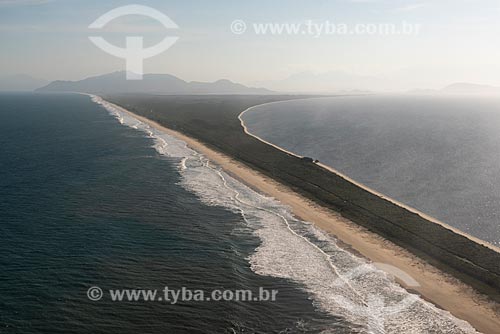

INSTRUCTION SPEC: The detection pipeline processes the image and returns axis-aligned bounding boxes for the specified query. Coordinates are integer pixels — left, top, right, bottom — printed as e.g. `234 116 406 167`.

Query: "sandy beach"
104 97 499 334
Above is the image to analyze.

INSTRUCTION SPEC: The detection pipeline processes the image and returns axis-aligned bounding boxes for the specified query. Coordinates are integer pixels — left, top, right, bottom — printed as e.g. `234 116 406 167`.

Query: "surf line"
201 157 369 309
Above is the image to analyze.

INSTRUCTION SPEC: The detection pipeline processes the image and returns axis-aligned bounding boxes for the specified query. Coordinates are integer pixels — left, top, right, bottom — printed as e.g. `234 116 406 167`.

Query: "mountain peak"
36 72 272 95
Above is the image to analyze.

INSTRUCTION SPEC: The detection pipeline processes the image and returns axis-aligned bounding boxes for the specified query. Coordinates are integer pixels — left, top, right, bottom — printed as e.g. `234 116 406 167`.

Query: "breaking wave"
91 95 479 334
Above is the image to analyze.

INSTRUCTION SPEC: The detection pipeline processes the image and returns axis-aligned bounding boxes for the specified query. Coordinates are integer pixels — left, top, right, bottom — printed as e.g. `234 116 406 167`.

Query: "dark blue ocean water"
242 95 500 246
0 93 341 333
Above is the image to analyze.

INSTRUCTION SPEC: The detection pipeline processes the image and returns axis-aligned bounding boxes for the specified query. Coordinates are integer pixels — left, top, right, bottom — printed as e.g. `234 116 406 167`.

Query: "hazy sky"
1 0 500 90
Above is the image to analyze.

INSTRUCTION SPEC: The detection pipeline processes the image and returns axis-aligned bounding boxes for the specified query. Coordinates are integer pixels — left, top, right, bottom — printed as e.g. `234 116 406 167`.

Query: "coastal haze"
2 0 500 91
2 1 500 334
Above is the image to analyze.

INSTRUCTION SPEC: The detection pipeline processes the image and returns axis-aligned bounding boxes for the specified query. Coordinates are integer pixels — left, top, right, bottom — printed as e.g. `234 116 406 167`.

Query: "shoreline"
238 100 500 252
97 95 500 334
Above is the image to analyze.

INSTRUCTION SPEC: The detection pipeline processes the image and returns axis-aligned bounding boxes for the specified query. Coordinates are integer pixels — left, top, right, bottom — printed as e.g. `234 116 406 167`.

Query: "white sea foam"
91 95 480 334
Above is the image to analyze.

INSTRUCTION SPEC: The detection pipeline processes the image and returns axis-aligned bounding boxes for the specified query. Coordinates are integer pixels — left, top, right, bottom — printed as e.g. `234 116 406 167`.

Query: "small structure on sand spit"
301 157 319 164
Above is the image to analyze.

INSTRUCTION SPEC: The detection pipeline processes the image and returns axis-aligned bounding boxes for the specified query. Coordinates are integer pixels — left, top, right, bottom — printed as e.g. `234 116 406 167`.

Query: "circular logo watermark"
230 20 247 34
88 5 179 80
87 286 104 301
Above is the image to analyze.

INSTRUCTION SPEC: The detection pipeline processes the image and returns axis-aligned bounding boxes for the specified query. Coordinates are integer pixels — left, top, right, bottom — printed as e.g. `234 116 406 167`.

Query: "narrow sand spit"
99 96 499 334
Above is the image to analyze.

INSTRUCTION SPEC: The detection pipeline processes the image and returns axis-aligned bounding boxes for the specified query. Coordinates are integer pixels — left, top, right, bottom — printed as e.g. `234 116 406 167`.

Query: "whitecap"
91 95 480 334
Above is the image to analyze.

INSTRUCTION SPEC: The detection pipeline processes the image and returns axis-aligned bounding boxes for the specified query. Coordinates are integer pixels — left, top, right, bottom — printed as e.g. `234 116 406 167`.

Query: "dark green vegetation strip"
106 94 500 301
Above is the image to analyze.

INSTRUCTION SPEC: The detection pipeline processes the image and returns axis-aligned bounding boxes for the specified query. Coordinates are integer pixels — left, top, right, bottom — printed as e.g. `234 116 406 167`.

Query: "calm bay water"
242 95 500 246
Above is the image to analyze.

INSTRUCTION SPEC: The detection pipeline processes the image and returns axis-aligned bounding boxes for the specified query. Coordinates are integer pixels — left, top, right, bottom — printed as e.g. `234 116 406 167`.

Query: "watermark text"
87 286 278 304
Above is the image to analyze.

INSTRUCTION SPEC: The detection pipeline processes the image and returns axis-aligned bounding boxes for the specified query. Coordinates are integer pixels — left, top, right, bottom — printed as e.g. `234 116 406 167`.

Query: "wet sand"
105 98 500 334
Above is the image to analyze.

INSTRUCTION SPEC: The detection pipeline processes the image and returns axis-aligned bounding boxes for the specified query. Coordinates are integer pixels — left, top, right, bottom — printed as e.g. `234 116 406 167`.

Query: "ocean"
0 93 479 333
241 95 500 247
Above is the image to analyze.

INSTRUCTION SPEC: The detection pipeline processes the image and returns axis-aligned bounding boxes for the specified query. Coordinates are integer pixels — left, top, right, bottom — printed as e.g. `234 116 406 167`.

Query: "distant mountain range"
0 74 48 91
36 71 272 95
253 70 500 94
408 83 500 95
440 83 500 94
5 70 500 96
253 71 379 93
